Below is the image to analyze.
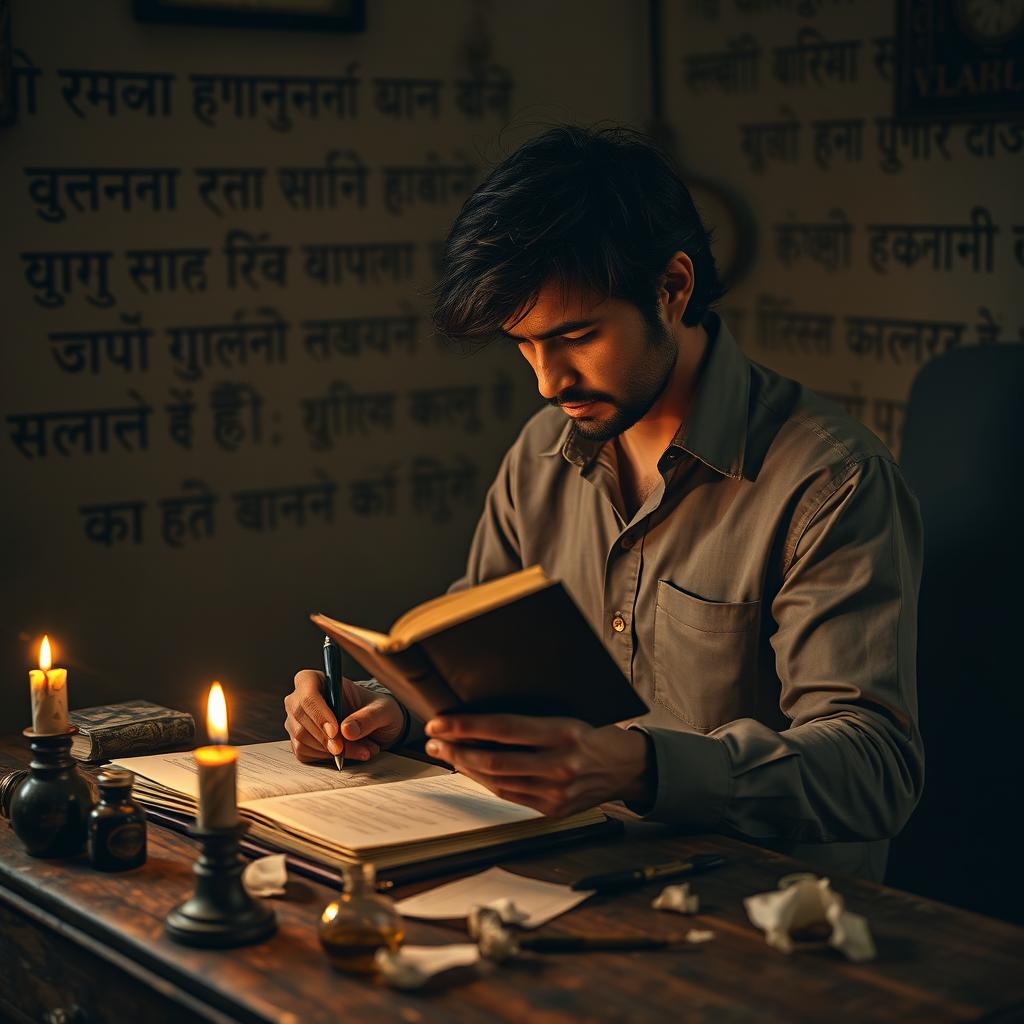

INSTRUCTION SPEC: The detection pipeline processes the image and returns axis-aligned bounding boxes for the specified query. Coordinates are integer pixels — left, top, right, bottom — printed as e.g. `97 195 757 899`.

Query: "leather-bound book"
310 564 648 726
68 700 195 762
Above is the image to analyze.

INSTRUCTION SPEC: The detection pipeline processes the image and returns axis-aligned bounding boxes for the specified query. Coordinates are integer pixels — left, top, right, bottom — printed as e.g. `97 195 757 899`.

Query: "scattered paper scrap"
468 905 521 962
394 866 591 928
744 874 876 962
652 882 700 914
475 896 529 926
241 853 287 897
685 929 715 944
375 944 480 989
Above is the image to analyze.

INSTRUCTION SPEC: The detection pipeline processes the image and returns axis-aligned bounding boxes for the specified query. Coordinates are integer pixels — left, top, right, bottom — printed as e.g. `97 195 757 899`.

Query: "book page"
113 740 449 803
245 771 541 852
389 564 551 646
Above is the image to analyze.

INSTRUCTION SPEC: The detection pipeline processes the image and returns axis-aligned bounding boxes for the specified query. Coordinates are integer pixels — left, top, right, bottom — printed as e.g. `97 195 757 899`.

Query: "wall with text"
665 0 1022 456
0 0 645 731
4 0 1019 736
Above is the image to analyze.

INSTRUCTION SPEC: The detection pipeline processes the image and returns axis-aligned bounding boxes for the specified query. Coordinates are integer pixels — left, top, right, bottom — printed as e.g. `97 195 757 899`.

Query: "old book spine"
75 715 195 762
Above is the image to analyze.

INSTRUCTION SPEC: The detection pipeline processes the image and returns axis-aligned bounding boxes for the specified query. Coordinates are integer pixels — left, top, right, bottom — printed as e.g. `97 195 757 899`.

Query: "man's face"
502 283 678 442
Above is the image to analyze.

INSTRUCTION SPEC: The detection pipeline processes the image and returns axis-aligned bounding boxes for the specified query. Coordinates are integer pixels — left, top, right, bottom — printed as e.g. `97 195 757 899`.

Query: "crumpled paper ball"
468 904 521 962
241 854 287 898
471 897 530 927
743 873 876 962
651 882 700 914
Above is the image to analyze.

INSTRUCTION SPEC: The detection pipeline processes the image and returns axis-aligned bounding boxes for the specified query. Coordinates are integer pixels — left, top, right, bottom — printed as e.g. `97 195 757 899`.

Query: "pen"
570 853 729 892
322 635 344 771
519 934 689 953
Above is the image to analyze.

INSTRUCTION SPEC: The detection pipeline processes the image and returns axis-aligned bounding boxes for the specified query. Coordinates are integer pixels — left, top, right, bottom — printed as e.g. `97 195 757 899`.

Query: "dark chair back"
886 343 1024 924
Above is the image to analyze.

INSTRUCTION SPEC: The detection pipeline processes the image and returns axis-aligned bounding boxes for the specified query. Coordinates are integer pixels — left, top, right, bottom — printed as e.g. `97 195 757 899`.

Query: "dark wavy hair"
431 124 725 346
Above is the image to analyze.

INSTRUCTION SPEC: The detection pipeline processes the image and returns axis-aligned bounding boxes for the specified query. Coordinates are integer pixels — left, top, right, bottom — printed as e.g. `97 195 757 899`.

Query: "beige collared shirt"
436 310 924 881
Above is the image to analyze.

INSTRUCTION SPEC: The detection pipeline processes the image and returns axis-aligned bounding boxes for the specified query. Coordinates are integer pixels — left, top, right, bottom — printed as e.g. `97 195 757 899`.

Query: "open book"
311 565 649 726
112 741 607 871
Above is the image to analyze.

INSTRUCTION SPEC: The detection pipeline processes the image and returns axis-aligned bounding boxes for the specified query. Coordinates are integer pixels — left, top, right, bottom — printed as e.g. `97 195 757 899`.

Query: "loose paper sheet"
395 866 593 928
114 740 448 804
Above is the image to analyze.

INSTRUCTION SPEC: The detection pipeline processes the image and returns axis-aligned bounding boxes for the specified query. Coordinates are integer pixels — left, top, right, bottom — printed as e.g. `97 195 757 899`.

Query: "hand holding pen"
284 654 408 767
322 635 345 770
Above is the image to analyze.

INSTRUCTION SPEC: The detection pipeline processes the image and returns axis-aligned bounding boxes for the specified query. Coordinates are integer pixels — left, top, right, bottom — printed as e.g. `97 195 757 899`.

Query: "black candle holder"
165 821 277 948
9 727 95 858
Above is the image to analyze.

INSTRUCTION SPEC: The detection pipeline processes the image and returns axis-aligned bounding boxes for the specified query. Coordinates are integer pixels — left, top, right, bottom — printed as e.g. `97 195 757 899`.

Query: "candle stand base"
165 821 277 948
9 727 95 858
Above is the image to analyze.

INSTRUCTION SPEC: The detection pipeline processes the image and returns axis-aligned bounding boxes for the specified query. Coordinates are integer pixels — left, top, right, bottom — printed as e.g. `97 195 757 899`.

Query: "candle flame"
206 681 229 743
39 635 52 672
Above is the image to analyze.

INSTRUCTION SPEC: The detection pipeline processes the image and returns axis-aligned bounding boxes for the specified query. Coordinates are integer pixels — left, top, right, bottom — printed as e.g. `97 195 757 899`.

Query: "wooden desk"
1 693 1022 1024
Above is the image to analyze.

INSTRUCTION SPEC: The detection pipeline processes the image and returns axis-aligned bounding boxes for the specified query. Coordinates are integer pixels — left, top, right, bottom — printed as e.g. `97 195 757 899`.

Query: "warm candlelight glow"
195 746 237 766
39 635 52 672
29 633 68 734
195 681 238 829
206 681 229 744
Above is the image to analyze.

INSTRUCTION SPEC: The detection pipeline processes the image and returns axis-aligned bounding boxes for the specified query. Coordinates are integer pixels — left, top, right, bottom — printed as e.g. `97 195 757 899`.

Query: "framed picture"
896 0 1024 120
134 0 365 32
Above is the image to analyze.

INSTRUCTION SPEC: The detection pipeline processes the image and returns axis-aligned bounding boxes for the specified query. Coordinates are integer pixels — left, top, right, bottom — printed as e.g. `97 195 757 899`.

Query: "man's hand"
423 714 655 817
284 670 405 764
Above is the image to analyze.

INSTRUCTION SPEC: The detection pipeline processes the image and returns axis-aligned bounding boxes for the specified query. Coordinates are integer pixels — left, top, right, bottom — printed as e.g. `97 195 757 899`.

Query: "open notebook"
113 741 607 871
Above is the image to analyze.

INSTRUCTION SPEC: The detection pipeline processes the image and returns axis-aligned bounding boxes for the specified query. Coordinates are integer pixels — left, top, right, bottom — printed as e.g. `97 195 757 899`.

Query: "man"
284 126 924 881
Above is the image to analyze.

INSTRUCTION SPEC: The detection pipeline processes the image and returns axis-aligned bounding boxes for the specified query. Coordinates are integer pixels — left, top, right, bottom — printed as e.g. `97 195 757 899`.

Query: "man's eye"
563 331 597 346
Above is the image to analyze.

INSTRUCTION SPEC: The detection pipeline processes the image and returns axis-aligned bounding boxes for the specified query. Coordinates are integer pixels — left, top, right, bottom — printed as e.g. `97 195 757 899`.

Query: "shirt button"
612 614 626 633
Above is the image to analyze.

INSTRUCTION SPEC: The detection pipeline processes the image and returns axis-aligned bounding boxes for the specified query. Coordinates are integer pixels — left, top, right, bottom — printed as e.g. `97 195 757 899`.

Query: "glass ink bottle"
318 863 404 973
88 767 147 871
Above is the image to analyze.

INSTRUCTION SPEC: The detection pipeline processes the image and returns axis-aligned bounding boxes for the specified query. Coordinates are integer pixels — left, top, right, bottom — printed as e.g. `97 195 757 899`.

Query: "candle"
195 681 239 830
29 635 69 734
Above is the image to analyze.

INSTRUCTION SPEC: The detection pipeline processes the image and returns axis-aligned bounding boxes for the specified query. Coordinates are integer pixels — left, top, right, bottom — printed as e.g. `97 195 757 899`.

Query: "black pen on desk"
571 853 729 893
321 635 344 771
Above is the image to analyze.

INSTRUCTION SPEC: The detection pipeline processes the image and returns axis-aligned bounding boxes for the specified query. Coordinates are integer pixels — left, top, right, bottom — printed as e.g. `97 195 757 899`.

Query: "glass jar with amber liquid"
87 767 147 871
318 863 404 973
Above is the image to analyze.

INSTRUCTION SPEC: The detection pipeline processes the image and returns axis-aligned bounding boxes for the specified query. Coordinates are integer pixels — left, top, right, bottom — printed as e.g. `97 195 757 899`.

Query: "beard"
551 314 678 443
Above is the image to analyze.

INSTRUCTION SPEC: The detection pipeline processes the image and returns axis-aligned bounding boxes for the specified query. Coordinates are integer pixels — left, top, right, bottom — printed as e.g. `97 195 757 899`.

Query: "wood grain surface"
1 690 1021 1024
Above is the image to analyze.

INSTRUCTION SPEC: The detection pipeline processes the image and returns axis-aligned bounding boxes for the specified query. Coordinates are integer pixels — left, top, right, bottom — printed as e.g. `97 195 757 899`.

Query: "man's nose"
532 347 577 401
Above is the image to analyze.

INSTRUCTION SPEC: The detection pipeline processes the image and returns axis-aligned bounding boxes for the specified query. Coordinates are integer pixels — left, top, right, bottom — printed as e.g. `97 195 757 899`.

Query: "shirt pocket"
653 580 761 733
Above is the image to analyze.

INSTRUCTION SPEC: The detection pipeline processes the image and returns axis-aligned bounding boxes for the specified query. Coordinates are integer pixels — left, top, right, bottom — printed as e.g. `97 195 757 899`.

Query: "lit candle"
194 681 239 830
29 635 69 734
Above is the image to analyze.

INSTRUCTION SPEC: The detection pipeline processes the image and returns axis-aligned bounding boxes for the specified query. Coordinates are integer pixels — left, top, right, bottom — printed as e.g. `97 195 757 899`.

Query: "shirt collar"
537 310 751 480
671 311 750 480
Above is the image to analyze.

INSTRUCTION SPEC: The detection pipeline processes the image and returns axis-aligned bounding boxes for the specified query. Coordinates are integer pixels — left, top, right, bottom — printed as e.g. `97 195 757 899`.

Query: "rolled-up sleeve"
636 455 925 846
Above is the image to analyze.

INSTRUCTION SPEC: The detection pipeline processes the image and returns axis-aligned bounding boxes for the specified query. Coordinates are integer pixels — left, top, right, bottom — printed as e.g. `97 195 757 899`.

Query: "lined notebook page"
115 739 448 803
244 772 541 852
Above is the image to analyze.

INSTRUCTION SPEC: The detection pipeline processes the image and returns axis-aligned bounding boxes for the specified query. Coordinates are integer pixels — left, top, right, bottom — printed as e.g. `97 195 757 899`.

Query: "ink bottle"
87 767 147 871
318 863 404 973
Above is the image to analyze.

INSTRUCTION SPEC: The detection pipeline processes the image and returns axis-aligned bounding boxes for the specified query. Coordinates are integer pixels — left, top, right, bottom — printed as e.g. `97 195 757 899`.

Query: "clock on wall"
897 0 1024 120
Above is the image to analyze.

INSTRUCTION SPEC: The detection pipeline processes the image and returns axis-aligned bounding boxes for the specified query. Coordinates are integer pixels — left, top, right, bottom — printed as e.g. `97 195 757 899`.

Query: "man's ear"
658 250 696 325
